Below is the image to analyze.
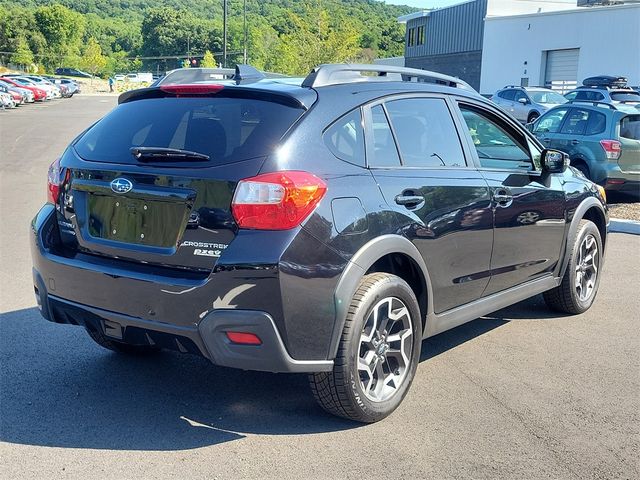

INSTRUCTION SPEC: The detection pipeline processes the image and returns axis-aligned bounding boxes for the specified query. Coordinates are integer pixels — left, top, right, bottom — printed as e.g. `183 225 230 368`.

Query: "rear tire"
572 160 591 180
309 273 422 423
543 219 603 314
86 327 161 355
527 111 540 123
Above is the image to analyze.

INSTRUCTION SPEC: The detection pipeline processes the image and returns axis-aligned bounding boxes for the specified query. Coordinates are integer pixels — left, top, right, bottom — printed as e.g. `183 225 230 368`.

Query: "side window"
533 108 569 134
560 109 589 135
565 91 577 101
500 89 516 101
459 106 533 170
620 115 640 140
368 105 401 168
324 108 365 166
585 111 607 136
385 98 466 168
514 90 528 103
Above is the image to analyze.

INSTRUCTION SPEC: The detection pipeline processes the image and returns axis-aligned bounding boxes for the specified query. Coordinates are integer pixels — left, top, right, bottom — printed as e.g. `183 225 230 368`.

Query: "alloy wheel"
575 234 599 302
358 297 414 402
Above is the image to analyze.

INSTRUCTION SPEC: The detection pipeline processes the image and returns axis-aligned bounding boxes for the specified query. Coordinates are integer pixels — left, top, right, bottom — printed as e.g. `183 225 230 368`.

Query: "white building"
480 3 640 94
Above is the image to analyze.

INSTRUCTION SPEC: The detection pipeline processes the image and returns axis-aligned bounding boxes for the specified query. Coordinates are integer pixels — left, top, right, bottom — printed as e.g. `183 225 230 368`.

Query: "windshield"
74 96 304 165
611 91 640 103
529 91 568 105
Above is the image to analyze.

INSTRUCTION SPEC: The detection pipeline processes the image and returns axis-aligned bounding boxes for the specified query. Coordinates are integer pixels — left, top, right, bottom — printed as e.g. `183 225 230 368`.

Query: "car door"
365 95 494 314
455 100 566 295
551 107 593 158
495 89 516 116
532 107 570 150
512 90 530 123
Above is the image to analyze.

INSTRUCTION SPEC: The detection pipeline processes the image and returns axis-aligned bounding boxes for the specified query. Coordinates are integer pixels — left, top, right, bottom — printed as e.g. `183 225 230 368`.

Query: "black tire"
543 219 603 314
309 273 422 423
86 327 161 355
527 111 540 123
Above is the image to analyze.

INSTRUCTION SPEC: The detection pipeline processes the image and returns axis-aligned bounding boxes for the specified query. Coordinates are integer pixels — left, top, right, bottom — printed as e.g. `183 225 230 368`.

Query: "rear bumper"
30 204 334 373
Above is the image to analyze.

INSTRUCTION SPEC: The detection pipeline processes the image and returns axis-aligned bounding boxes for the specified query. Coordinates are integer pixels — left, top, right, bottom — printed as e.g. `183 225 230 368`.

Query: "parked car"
0 90 15 109
31 63 609 423
529 101 640 192
10 76 58 100
152 67 288 86
0 77 47 102
0 83 25 105
492 86 568 123
114 74 126 82
21 76 63 99
43 77 80 96
0 79 35 103
565 76 640 106
55 67 93 79
125 72 153 83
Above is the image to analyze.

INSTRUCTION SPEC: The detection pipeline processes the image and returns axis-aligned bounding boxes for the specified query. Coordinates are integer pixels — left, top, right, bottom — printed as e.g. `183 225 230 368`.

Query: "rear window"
620 115 640 140
74 97 304 165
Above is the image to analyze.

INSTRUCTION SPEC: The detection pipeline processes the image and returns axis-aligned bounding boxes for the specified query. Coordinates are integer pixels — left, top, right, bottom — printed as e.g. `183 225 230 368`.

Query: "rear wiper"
130 147 210 162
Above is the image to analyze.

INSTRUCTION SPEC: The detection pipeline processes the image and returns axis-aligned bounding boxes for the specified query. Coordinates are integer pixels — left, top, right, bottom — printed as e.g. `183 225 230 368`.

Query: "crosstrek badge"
179 241 228 257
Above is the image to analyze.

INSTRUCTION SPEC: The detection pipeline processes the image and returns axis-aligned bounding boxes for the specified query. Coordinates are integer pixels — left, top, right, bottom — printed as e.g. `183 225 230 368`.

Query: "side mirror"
541 149 569 174
518 97 529 105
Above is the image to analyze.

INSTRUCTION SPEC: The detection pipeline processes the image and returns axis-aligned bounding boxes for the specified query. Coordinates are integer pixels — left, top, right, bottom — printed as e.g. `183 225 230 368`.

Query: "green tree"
80 37 107 80
34 4 85 68
201 49 216 68
10 37 34 69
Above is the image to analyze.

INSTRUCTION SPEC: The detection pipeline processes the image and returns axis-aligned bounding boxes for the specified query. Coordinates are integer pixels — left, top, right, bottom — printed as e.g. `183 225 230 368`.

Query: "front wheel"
543 219 603 314
309 273 422 423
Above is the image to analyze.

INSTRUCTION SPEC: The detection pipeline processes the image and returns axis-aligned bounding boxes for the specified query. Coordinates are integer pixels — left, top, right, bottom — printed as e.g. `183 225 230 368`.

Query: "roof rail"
302 63 474 91
567 100 617 110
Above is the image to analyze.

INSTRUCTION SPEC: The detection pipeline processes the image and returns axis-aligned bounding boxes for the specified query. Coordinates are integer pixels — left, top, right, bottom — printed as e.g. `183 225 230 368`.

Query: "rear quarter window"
324 108 365 166
620 115 640 140
74 96 304 165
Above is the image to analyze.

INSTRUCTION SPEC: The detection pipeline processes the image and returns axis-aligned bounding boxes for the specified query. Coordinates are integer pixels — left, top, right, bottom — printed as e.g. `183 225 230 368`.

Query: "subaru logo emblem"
110 178 133 194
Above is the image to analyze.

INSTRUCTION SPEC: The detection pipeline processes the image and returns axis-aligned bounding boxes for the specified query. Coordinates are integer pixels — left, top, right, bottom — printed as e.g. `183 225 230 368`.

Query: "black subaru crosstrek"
31 64 608 423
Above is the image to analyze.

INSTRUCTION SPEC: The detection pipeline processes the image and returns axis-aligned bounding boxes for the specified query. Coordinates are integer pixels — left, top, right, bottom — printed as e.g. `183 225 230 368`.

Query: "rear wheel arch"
330 235 432 359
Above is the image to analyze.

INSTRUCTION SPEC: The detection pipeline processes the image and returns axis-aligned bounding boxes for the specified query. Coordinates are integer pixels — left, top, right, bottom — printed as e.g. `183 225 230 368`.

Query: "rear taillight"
47 158 62 204
600 140 621 160
232 171 327 230
159 84 224 95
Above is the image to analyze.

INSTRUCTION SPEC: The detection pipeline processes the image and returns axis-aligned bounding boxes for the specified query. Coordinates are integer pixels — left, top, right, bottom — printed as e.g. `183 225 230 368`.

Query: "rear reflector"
226 331 262 345
606 178 625 185
232 171 327 230
600 140 622 160
159 84 225 95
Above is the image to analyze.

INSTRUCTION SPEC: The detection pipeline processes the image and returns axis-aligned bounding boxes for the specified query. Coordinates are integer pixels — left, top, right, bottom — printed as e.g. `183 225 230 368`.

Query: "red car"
0 77 47 102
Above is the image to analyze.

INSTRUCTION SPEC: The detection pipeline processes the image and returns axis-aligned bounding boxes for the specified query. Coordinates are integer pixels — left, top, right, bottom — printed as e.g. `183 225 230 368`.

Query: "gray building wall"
404 0 487 90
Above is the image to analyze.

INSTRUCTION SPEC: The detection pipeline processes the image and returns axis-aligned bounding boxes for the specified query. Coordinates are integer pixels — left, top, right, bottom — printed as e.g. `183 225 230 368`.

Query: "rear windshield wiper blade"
130 147 210 162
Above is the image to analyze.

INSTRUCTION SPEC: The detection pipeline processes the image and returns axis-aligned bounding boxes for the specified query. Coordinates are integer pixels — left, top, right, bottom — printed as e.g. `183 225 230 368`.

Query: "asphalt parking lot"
1 96 639 479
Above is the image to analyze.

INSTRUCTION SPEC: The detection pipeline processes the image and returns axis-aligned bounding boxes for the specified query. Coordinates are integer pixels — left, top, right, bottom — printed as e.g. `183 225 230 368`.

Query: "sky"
384 0 461 8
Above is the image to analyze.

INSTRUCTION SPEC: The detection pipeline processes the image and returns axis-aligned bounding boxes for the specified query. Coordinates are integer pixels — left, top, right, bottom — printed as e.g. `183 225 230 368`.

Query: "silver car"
492 86 568 124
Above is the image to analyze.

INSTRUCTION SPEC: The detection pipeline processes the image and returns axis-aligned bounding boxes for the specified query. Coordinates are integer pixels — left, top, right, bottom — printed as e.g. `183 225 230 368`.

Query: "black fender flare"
556 195 608 280
329 234 433 359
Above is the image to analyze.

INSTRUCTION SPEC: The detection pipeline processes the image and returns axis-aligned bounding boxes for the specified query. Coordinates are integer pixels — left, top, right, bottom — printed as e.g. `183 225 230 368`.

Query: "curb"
609 218 640 235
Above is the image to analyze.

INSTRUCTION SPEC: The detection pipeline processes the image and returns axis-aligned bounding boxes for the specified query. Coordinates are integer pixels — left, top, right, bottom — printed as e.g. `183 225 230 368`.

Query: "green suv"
529 101 640 192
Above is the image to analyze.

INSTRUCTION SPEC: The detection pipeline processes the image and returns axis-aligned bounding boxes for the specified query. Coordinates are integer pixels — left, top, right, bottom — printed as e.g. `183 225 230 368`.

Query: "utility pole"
243 0 247 64
223 0 228 68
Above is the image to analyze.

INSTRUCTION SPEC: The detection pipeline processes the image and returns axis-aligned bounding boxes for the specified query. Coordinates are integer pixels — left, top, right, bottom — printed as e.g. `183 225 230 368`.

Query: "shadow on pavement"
1 304 510 451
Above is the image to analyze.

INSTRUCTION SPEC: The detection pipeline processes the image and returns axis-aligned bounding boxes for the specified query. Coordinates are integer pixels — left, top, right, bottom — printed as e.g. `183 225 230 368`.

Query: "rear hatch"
56 86 309 272
618 113 640 173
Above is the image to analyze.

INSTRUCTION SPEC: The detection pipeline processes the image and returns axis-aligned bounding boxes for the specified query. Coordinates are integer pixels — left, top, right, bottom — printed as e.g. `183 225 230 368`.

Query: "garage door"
545 49 579 92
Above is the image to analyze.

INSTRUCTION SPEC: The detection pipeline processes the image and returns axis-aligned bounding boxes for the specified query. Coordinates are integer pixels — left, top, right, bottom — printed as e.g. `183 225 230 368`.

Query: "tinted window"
368 105 401 167
575 91 604 102
560 109 590 135
620 115 640 140
514 90 528 103
534 108 569 134
324 108 365 166
585 111 607 136
75 97 304 165
529 90 567 105
499 90 516 101
565 91 577 101
460 106 532 170
385 98 465 167
610 91 640 103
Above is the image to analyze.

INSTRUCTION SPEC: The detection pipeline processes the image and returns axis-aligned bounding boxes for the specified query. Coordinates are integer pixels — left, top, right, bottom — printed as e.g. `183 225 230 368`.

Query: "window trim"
363 93 472 170
453 98 543 175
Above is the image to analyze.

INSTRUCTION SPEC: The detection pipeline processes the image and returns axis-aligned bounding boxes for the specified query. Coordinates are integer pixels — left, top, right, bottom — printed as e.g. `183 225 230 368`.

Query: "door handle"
493 188 513 208
394 194 424 208
541 137 551 143
571 139 580 145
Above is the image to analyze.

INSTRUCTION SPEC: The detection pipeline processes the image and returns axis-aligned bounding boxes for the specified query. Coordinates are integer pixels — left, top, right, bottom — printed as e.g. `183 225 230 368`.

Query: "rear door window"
585 111 607 136
620 115 640 140
499 90 516 101
74 96 304 165
533 108 569 134
560 109 590 135
384 98 466 167
367 105 401 168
